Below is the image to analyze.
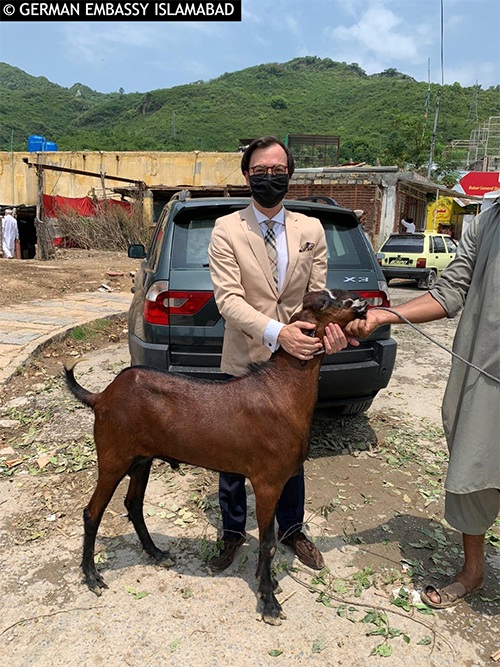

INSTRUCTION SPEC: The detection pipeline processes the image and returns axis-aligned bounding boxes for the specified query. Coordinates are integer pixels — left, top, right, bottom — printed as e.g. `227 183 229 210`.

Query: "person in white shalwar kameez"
346 197 500 609
2 209 19 258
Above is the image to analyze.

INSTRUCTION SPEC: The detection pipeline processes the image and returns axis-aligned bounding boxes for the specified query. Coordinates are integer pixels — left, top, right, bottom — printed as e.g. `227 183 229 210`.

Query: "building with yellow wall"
0 150 245 207
426 195 480 237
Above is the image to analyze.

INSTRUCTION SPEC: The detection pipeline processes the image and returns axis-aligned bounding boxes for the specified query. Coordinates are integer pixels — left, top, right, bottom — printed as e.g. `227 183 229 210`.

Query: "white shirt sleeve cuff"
263 319 285 352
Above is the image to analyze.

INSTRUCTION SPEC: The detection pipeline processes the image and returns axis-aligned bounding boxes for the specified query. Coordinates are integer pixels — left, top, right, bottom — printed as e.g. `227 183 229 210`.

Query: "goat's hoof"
86 575 108 596
152 551 175 568
258 596 285 625
272 579 282 594
262 609 286 625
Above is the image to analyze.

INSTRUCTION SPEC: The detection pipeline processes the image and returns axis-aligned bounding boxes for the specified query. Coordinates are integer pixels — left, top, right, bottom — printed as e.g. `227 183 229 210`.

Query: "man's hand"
323 323 359 354
278 321 359 360
278 321 322 359
344 310 389 339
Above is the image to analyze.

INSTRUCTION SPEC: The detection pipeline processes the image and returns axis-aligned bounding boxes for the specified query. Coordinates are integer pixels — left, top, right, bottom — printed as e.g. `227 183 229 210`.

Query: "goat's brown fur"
65 289 366 624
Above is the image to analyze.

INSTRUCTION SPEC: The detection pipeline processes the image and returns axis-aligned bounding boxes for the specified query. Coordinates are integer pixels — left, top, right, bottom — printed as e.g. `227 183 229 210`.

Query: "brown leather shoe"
278 530 325 570
209 536 245 572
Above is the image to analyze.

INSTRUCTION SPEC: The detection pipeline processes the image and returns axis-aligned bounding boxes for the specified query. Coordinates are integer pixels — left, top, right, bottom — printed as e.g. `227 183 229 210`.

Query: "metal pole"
10 129 15 205
427 0 444 180
427 89 441 179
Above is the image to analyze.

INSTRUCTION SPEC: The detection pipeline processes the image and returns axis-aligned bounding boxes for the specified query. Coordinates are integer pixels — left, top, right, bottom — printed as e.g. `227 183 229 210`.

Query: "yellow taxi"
378 232 458 289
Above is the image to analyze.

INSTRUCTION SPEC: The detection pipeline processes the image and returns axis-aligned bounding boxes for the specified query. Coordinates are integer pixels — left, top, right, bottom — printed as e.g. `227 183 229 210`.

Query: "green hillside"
1 58 499 176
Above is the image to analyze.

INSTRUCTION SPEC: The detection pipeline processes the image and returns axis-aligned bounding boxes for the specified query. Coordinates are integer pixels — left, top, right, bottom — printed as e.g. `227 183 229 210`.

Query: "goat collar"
303 327 317 338
301 326 325 357
305 327 326 355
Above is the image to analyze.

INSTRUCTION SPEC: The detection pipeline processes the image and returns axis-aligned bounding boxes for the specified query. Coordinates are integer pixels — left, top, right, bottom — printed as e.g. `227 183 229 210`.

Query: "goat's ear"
302 290 333 311
319 294 334 311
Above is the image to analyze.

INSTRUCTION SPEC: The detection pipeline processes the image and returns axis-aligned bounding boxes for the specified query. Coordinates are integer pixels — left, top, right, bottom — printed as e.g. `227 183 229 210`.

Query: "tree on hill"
1 59 497 185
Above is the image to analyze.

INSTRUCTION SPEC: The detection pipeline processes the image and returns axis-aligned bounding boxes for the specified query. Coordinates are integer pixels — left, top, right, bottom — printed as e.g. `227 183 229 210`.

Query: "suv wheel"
417 270 437 290
331 400 373 416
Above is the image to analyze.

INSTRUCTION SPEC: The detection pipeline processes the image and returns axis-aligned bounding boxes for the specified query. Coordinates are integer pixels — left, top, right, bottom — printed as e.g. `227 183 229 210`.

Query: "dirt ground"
0 248 139 307
0 251 499 666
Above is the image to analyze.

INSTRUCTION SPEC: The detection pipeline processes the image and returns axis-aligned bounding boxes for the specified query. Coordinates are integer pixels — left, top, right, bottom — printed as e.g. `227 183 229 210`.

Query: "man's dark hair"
240 136 295 177
407 217 414 223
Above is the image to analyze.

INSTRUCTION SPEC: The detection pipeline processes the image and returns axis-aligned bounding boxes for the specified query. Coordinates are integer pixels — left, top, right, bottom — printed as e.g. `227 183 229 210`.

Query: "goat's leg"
254 489 285 625
82 469 125 595
124 459 174 567
256 531 281 595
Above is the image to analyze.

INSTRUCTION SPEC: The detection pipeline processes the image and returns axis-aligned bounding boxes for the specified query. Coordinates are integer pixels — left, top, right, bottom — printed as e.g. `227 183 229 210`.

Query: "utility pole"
467 81 479 123
10 129 15 205
427 89 442 180
427 0 444 180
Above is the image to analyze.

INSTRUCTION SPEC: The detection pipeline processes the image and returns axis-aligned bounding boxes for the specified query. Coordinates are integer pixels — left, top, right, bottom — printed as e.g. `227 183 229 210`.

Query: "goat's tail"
64 358 100 410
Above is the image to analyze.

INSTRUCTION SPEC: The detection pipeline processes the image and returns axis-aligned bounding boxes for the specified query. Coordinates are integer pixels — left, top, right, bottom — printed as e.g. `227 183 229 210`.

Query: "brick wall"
288 181 382 245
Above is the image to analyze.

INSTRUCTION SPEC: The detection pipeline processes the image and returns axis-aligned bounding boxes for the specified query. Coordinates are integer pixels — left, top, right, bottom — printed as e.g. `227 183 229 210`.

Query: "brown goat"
64 289 367 624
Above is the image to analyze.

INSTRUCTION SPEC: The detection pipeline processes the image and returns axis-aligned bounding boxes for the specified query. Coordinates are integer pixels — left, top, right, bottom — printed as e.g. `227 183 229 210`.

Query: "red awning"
43 194 132 218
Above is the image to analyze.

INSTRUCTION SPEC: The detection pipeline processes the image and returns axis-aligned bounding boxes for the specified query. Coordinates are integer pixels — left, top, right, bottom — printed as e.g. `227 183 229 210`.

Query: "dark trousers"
218 468 305 540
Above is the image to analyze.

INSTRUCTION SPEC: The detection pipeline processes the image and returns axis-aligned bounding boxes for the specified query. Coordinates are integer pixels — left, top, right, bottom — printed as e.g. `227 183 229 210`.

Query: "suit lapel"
280 209 301 294
240 205 278 293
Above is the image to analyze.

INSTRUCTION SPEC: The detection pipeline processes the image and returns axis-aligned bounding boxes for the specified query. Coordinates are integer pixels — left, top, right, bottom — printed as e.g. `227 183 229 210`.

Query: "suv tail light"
144 281 212 324
416 258 427 268
354 289 391 309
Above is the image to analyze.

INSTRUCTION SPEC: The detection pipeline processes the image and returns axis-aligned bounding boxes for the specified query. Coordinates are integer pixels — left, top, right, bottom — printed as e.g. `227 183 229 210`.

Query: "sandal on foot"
420 581 481 609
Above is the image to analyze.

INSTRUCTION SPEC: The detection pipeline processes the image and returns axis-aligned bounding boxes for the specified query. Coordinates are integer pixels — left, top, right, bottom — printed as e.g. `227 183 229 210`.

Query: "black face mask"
249 174 290 209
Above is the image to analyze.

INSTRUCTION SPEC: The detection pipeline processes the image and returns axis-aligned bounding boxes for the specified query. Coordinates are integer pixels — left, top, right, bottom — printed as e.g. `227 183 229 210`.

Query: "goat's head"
292 289 368 337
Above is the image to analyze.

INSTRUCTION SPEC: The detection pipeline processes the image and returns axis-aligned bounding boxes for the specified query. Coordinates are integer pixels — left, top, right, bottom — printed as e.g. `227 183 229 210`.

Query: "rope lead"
374 307 500 385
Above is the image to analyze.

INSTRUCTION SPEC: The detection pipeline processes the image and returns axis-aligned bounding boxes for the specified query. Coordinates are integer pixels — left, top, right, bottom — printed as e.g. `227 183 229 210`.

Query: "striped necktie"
264 220 278 286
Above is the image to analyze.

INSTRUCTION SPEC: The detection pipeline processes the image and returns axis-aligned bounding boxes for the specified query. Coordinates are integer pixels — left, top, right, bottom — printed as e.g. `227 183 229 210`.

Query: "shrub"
55 199 151 250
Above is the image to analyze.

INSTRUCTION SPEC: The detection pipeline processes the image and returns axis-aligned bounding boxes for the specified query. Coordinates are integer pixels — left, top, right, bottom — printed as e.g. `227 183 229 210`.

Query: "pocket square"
299 242 315 252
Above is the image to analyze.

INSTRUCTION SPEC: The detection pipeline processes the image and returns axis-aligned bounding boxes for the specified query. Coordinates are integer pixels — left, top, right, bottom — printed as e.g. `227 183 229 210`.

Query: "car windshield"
381 235 424 253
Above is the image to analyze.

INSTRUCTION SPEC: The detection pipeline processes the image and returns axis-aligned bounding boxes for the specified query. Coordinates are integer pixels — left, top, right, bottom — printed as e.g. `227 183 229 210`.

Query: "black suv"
128 193 397 414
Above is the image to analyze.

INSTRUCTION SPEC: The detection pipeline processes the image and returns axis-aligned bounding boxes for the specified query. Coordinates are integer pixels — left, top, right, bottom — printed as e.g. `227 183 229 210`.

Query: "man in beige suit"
208 136 356 572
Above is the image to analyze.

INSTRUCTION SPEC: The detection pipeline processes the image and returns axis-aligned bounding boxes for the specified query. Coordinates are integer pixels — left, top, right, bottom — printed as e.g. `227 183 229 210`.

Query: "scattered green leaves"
169 638 181 653
198 537 224 563
417 636 433 646
371 643 393 657
391 588 411 612
125 586 149 600
312 638 326 653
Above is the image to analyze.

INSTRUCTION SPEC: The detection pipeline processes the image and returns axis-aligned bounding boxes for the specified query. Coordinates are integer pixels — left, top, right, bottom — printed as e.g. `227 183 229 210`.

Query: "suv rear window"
171 209 372 271
323 221 371 269
381 235 424 253
172 218 213 269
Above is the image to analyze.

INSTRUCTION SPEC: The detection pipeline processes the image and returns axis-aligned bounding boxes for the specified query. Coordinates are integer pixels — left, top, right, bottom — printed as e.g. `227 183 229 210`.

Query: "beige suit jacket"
208 204 327 376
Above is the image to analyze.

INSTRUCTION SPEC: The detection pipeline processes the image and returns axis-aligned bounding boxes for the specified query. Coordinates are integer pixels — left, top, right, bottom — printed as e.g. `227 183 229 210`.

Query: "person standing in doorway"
1 208 19 259
400 217 416 233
